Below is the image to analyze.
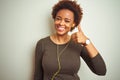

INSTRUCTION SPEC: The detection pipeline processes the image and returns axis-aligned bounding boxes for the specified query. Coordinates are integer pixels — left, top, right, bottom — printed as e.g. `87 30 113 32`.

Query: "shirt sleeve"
34 39 44 80
81 46 106 75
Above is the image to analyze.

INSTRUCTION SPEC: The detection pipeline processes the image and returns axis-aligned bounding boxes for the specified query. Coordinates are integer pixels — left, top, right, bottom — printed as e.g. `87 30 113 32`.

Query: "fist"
71 25 87 44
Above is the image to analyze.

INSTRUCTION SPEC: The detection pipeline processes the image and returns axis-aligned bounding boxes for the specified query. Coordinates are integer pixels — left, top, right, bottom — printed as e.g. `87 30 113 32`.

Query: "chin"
56 32 68 36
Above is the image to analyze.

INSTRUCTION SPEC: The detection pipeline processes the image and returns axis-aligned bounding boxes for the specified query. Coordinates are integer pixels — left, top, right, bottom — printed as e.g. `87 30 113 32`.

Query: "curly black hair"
52 0 83 31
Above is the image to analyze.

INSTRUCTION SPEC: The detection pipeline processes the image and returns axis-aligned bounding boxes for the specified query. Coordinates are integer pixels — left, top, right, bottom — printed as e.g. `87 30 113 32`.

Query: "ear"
72 23 75 28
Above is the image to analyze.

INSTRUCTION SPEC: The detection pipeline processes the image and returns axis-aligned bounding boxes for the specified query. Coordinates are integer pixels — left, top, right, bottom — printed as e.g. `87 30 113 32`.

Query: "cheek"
54 20 60 25
66 23 71 27
66 23 73 29
54 21 57 25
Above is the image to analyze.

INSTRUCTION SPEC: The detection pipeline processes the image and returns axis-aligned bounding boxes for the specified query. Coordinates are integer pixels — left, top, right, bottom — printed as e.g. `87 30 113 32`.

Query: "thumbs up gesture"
71 25 88 44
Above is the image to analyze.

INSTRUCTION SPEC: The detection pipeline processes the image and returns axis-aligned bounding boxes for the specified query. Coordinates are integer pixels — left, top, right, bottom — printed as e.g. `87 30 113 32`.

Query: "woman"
34 0 106 80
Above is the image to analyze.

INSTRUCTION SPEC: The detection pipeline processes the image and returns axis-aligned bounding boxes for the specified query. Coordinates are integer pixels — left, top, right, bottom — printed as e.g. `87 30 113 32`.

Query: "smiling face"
54 9 75 36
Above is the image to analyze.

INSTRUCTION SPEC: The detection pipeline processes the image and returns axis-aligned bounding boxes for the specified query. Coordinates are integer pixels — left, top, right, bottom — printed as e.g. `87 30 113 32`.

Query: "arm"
72 25 106 75
81 46 106 75
34 40 44 80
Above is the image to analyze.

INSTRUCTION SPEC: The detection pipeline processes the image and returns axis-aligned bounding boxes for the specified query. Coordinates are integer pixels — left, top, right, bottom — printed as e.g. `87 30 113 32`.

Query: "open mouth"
56 26 65 32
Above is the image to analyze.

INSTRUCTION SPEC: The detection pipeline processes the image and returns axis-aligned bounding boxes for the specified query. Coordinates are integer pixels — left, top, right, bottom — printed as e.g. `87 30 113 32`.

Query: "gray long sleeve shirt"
34 36 106 80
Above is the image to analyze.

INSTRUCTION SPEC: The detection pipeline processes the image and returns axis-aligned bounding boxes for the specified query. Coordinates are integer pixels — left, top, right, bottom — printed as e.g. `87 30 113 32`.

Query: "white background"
0 0 120 80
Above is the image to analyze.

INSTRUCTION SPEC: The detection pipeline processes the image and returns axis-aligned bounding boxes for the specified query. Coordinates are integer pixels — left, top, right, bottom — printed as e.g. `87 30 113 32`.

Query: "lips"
56 26 65 32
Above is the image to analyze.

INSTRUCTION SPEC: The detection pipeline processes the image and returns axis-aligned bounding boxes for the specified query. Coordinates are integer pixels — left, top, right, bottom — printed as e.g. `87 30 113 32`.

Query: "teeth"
59 27 64 30
57 26 65 31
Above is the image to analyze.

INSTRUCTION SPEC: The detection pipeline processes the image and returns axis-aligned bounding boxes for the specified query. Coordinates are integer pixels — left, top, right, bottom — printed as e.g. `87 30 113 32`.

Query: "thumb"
77 25 82 32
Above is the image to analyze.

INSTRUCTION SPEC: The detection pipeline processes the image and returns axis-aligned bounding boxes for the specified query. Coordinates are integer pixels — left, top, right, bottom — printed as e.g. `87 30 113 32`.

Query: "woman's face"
54 9 75 36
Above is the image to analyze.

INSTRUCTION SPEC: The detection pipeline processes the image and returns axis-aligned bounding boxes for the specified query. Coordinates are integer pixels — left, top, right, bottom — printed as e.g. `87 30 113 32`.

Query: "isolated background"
0 0 120 80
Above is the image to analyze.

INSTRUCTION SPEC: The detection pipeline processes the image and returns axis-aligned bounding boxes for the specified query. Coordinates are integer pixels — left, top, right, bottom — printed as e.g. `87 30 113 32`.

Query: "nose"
60 20 65 26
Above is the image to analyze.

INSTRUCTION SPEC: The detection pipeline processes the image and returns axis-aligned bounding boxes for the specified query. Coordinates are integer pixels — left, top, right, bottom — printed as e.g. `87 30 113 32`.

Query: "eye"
64 18 71 23
55 17 61 21
65 20 70 23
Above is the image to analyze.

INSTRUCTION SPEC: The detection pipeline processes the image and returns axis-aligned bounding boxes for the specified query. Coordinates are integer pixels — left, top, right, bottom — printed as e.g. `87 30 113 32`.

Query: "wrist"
83 38 91 46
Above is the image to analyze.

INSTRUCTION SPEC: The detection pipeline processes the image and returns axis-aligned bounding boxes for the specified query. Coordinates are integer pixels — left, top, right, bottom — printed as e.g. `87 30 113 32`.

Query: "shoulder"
70 39 83 47
35 36 50 51
37 36 50 45
69 39 83 51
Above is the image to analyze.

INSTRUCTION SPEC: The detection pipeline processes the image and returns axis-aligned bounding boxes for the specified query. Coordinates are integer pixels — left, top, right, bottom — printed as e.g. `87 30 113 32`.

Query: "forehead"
56 9 74 19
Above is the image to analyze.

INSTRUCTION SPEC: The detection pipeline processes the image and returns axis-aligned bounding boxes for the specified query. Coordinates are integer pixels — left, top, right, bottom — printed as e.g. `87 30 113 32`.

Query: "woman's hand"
71 25 87 44
71 24 99 58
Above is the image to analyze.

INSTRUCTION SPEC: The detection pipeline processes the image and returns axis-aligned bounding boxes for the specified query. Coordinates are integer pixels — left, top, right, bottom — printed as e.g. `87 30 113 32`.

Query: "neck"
51 33 71 44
